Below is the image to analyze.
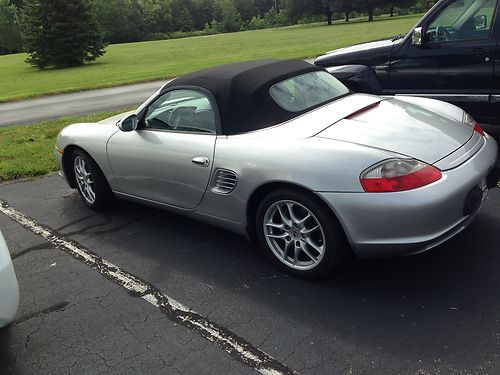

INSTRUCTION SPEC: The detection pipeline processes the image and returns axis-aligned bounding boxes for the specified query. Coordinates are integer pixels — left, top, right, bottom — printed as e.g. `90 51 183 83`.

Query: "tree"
171 0 195 32
22 0 106 68
281 0 317 24
336 0 355 21
0 0 22 54
193 0 215 29
9 0 22 8
359 0 386 21
254 0 274 15
319 0 335 25
282 0 337 26
94 0 142 43
389 0 417 16
234 0 256 21
214 0 241 32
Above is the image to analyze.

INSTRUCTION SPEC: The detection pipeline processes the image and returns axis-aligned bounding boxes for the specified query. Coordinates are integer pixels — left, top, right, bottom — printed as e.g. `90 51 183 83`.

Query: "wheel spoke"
265 221 285 230
293 243 301 265
86 184 95 200
299 241 318 262
283 240 293 261
303 236 324 255
296 212 311 226
75 164 83 178
276 204 292 227
286 202 300 225
267 232 287 239
301 224 319 235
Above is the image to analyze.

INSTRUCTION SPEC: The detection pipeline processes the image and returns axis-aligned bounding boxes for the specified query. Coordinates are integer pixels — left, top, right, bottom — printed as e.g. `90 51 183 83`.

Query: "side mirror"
412 27 423 47
474 14 487 30
117 114 138 132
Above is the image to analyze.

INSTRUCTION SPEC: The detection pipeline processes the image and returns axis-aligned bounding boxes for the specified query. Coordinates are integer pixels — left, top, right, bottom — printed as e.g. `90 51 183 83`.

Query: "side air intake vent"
212 169 238 194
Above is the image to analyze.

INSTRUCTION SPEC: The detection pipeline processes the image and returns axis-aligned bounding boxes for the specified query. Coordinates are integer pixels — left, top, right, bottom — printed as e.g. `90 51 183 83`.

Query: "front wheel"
72 149 114 210
256 189 348 279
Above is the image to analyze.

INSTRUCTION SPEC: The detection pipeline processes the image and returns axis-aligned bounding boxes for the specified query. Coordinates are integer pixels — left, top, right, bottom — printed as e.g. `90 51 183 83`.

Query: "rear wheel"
256 189 348 279
72 149 114 210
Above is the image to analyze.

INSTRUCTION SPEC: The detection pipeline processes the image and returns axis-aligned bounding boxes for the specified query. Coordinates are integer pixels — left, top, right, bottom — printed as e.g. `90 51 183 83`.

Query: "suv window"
427 0 497 42
143 89 216 133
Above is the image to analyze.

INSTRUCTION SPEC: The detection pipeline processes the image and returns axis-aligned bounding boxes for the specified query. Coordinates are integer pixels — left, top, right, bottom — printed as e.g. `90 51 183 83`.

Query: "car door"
389 0 499 123
107 88 218 209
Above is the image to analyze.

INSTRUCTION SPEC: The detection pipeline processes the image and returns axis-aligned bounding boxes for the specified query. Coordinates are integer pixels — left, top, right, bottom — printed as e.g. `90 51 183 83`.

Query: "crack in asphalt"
0 199 298 375
14 302 70 326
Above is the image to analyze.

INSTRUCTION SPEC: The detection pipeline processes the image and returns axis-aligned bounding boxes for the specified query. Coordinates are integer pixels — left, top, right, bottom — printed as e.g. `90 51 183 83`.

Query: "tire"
255 189 348 279
71 149 114 210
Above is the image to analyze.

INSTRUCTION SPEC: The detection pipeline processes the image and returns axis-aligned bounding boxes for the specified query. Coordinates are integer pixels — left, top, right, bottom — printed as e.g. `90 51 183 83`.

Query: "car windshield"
270 71 350 112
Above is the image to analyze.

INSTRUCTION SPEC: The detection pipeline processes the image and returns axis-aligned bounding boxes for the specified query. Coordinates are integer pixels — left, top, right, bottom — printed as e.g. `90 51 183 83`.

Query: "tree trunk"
345 11 349 22
368 7 374 22
326 10 332 25
390 6 394 17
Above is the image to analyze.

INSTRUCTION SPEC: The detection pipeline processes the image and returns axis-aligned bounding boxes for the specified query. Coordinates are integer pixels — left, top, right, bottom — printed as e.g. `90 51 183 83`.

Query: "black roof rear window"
270 71 350 112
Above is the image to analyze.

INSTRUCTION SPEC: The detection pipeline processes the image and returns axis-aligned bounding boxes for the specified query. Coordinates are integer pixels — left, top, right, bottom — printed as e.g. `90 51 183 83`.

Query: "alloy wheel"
74 156 96 204
263 200 326 270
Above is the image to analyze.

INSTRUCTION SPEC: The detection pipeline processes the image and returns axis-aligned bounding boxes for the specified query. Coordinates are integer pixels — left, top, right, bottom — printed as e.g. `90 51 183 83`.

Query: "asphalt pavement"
0 81 165 128
0 174 499 374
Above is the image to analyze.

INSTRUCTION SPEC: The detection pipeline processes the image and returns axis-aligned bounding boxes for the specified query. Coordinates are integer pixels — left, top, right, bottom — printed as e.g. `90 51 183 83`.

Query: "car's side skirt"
113 191 247 237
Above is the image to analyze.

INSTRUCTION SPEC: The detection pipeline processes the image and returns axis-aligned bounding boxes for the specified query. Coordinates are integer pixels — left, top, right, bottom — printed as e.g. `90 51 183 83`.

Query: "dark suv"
315 0 500 125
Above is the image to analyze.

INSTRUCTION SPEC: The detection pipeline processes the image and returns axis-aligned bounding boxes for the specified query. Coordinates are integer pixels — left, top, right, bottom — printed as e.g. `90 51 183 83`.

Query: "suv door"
389 0 499 123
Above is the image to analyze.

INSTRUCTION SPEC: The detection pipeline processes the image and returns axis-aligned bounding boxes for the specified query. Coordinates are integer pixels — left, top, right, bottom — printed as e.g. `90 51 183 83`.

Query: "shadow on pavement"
54 186 500 371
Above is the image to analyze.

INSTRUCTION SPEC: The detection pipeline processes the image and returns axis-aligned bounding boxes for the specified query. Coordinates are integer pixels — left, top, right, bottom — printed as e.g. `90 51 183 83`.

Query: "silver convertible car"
55 60 500 278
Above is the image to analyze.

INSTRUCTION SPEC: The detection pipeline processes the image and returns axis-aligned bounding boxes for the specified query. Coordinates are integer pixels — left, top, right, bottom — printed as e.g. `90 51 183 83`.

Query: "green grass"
0 14 421 102
0 109 129 181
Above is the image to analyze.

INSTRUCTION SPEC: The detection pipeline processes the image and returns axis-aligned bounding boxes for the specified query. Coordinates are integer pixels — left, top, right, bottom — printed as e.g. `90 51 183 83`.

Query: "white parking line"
0 200 297 375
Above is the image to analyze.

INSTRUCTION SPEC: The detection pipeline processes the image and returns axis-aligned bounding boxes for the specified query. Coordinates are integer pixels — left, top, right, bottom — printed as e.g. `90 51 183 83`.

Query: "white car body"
0 230 19 328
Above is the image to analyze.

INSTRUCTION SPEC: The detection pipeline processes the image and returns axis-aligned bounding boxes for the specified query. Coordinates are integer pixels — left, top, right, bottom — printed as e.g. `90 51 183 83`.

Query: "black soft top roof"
164 59 324 135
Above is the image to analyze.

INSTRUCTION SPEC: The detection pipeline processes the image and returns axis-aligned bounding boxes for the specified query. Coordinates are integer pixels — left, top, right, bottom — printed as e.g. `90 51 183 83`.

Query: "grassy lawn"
0 109 129 182
0 14 420 102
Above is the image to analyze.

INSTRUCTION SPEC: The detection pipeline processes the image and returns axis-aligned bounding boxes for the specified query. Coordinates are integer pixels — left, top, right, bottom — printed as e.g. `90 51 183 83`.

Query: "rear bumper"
317 133 498 259
486 154 500 188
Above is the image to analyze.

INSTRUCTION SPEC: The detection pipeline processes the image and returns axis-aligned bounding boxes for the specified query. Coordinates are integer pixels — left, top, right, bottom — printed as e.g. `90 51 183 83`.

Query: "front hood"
315 39 394 65
317 98 473 164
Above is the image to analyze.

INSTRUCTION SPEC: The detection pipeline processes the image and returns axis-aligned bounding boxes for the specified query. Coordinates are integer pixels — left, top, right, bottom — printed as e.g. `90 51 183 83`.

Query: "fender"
326 65 382 95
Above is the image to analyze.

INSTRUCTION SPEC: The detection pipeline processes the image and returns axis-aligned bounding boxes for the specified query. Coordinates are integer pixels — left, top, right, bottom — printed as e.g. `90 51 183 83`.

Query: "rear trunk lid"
317 97 474 165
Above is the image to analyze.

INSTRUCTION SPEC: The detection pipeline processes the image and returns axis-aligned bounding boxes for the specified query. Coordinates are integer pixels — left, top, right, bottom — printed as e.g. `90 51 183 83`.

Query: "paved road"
0 81 165 128
0 174 499 374
0 59 319 128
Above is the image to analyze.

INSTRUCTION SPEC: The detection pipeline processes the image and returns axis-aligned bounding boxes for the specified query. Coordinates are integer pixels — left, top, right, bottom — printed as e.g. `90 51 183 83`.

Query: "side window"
426 0 497 42
143 89 216 133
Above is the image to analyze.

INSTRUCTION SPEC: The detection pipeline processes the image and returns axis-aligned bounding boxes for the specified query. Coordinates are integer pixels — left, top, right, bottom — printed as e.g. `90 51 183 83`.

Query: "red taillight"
360 159 442 192
463 112 484 136
473 123 485 136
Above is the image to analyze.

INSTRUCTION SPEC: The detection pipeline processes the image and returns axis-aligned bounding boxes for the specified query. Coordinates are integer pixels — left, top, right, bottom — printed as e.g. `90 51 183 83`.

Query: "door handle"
467 48 491 62
191 156 210 167
467 48 489 56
